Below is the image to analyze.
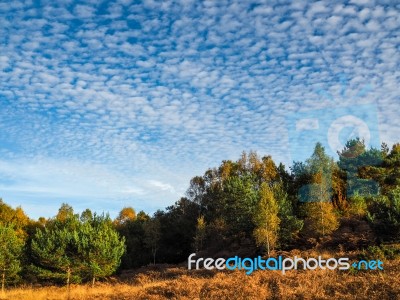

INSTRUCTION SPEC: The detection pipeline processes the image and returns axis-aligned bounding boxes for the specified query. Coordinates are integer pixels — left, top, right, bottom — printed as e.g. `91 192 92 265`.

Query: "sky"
0 0 399 219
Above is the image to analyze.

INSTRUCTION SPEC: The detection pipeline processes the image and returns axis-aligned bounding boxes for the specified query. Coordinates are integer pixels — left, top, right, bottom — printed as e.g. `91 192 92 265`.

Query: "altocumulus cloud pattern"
0 0 399 218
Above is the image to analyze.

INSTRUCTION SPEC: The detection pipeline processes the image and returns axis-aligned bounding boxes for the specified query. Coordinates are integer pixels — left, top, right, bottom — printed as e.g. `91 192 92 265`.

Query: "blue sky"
0 0 399 219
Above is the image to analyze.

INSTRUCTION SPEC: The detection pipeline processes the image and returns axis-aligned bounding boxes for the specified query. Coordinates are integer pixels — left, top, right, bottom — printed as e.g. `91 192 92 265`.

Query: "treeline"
1 139 400 289
0 204 125 291
115 139 400 265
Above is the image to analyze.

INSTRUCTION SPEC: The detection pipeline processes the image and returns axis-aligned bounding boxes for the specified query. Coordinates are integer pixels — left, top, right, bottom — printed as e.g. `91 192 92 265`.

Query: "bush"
359 244 400 260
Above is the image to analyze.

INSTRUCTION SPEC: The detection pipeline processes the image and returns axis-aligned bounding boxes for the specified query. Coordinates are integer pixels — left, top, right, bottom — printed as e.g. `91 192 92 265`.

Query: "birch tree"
253 183 280 256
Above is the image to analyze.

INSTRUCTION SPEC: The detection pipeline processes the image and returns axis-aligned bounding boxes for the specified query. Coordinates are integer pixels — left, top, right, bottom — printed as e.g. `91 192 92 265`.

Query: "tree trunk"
92 276 96 287
66 267 71 300
320 186 325 237
66 267 70 288
1 269 5 296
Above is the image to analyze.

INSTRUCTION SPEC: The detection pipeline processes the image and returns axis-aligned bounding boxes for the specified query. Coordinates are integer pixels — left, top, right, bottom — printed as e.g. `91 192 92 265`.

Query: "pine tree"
221 175 259 235
144 218 161 264
274 183 303 247
0 225 24 295
77 214 125 286
367 187 400 242
31 218 81 287
31 208 125 286
338 139 382 197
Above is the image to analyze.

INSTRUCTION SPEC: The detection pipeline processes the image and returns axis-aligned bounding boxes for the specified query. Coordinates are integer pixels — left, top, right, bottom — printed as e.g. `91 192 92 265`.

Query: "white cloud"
0 0 398 218
74 5 96 19
147 180 176 193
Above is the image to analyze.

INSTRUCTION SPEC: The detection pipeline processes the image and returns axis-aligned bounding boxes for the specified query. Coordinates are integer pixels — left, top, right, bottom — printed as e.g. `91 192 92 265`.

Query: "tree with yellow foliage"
114 207 136 225
301 144 339 238
253 183 280 256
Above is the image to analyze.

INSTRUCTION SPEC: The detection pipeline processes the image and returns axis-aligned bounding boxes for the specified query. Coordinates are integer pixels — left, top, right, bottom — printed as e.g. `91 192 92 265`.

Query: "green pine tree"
31 218 81 286
31 207 126 286
0 225 24 295
77 214 125 286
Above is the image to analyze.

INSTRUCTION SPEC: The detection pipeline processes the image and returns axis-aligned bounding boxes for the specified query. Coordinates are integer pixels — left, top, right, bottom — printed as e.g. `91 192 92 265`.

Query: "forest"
1 138 400 292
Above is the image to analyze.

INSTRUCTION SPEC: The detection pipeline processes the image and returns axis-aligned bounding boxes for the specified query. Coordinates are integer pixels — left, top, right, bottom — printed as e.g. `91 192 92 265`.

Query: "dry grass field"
2 251 400 300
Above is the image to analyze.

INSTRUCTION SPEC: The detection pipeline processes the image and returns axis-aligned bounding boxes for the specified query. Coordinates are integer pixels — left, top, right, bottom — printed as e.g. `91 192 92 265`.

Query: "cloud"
147 180 176 193
0 0 398 218
74 5 96 19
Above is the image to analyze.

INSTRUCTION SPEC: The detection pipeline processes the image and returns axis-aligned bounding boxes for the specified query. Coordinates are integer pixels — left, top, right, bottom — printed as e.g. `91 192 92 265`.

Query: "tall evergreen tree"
116 210 150 269
221 174 259 236
144 218 161 265
274 183 303 248
338 138 382 197
367 187 400 242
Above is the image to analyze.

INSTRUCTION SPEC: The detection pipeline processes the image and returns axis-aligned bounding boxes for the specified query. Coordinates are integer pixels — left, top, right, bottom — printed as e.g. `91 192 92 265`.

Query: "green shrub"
359 244 400 260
